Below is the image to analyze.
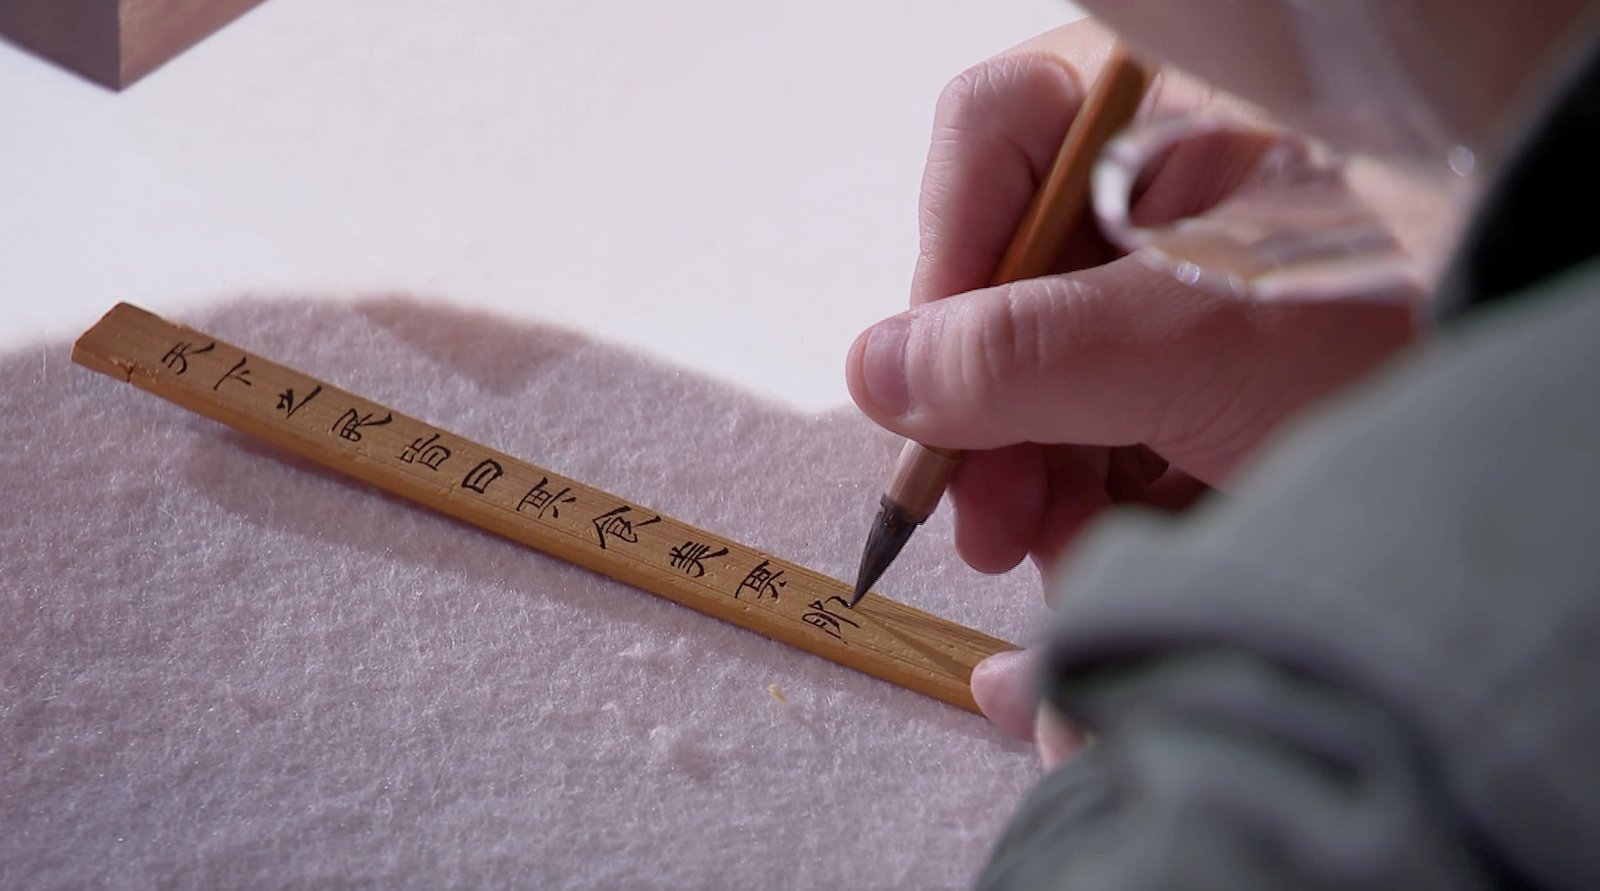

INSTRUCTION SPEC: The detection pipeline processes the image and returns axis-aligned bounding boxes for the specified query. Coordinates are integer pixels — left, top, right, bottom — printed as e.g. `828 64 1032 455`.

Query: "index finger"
910 23 1103 305
911 19 1223 305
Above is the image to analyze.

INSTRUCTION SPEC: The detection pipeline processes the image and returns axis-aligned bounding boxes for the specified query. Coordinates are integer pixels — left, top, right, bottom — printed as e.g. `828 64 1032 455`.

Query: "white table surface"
1 0 1083 414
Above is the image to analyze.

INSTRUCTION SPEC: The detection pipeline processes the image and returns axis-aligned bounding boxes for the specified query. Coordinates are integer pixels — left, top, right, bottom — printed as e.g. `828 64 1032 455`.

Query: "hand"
847 20 1419 577
847 20 1428 753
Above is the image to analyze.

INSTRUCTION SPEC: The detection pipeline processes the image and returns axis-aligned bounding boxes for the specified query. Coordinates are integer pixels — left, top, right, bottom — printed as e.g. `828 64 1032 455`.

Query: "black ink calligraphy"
276 385 322 419
736 560 787 602
399 433 452 471
802 597 860 640
668 541 729 578
331 408 393 442
461 459 503 494
213 357 253 391
517 477 576 520
160 341 215 375
592 506 661 549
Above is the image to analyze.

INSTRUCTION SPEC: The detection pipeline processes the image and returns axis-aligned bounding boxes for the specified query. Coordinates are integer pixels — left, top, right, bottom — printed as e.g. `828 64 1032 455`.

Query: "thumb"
846 256 1414 483
850 256 1223 453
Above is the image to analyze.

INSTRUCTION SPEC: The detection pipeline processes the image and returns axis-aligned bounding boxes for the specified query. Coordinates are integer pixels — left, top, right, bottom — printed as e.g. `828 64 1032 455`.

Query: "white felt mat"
0 298 1047 890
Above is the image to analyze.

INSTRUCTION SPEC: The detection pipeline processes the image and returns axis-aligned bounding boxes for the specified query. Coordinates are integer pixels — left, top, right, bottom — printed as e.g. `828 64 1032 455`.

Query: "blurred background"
1 0 1083 413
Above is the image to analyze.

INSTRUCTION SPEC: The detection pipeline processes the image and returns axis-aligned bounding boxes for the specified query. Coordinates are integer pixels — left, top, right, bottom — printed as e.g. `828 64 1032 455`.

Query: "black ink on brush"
850 496 919 607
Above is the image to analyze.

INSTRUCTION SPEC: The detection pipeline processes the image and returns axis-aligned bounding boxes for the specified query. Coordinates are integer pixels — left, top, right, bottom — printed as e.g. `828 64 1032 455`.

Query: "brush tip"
850 497 920 607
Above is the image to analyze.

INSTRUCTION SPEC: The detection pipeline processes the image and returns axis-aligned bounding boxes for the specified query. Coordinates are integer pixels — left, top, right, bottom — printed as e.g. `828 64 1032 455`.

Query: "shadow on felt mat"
354 298 591 398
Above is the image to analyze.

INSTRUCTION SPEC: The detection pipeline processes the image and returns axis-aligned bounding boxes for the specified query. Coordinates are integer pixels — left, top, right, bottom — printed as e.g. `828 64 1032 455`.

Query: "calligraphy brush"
850 45 1156 606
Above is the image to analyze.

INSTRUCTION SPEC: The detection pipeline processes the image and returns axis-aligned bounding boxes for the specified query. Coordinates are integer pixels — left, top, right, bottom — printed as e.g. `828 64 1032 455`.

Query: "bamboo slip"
72 304 1016 713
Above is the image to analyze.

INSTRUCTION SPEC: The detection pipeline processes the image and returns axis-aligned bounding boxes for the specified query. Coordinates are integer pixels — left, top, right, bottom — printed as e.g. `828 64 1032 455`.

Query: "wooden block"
0 0 268 90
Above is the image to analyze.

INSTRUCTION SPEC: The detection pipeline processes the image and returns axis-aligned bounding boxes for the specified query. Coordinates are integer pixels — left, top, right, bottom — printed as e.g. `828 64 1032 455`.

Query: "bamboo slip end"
71 303 145 381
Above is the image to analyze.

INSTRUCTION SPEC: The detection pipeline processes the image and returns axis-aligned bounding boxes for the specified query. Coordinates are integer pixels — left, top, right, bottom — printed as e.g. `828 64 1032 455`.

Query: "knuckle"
934 60 1002 131
931 54 1049 142
937 287 1047 422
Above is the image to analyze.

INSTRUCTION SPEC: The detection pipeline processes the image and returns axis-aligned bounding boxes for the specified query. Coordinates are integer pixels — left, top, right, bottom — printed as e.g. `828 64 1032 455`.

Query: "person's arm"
980 652 1499 891
977 260 1600 890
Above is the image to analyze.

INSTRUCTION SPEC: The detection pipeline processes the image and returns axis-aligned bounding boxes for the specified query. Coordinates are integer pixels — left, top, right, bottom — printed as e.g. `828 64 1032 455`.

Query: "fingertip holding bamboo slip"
851 46 1156 604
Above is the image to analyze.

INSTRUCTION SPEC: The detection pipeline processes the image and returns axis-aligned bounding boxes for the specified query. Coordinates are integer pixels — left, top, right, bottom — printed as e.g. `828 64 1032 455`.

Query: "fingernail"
978 647 1029 673
1034 701 1084 771
861 316 911 417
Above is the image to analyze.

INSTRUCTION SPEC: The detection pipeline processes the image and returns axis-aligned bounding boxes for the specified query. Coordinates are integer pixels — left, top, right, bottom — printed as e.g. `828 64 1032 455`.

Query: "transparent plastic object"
1092 111 1417 302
